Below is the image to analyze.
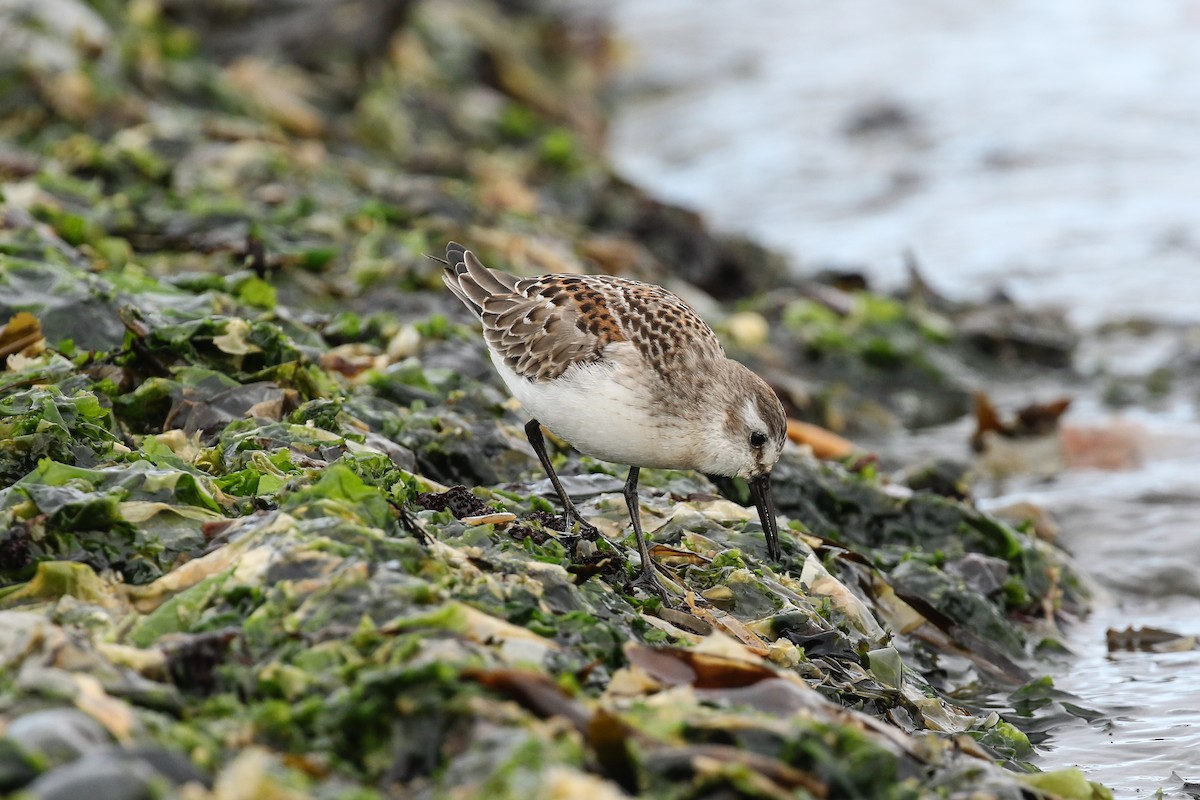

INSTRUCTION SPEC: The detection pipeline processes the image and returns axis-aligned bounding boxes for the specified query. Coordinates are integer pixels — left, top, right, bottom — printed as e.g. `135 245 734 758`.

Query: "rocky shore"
0 1 1109 797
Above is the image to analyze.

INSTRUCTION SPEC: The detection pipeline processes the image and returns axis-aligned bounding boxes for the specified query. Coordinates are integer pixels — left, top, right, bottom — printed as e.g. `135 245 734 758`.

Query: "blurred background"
606 2 1200 794
610 0 1200 328
2 0 1199 793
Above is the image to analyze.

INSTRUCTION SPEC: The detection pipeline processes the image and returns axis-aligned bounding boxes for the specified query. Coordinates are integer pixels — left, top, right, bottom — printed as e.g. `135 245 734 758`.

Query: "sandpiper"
438 241 787 587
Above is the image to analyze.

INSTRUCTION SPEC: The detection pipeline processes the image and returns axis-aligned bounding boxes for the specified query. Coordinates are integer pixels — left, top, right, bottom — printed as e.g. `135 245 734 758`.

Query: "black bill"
748 473 781 561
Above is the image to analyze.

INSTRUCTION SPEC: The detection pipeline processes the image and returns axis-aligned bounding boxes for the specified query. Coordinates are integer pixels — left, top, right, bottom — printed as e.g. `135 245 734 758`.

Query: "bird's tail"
437 241 518 318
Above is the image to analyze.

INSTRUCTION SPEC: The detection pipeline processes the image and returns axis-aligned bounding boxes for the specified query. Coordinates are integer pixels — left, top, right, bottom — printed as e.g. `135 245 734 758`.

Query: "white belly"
492 354 689 469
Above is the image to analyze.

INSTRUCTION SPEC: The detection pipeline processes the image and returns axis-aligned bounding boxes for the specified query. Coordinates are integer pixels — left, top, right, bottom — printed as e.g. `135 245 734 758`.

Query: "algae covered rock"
0 1 1106 798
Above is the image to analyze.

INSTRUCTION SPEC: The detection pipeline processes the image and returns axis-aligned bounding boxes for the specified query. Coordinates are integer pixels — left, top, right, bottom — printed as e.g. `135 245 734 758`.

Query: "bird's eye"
749 432 768 448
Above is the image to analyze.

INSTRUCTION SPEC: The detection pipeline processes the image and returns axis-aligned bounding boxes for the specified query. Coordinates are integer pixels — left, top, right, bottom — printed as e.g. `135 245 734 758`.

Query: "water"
607 2 1200 794
976 407 1200 795
608 0 1200 328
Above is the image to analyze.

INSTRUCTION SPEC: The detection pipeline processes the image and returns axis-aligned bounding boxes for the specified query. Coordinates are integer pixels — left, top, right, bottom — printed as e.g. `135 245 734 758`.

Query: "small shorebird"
438 242 787 587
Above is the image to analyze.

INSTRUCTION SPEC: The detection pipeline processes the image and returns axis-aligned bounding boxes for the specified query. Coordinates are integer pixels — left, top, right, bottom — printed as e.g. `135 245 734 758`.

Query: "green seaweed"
0 0 1109 796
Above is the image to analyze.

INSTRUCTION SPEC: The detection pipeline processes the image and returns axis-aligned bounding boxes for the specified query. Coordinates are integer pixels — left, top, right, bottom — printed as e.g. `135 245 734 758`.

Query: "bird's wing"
441 242 725 382
590 276 726 371
442 242 608 381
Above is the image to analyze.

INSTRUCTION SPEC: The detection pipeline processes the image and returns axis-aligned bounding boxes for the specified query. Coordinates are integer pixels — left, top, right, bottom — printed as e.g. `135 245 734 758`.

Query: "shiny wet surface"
891 405 1200 796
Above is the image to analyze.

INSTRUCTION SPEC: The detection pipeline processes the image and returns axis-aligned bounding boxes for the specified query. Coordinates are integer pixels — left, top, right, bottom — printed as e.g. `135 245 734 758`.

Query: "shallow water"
891 405 1200 796
608 2 1200 794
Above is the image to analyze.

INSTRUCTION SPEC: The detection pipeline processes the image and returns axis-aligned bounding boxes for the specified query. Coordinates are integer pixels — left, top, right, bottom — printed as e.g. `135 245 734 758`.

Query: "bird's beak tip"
748 473 781 561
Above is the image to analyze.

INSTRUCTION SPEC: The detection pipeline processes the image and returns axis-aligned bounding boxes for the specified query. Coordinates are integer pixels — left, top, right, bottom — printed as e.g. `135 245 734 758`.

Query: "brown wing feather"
479 290 609 381
442 242 725 382
597 278 725 367
442 243 620 381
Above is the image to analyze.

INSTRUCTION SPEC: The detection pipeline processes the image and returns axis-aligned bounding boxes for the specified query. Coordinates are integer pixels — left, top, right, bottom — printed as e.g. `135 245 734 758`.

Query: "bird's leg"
524 419 581 528
622 467 652 571
623 466 672 600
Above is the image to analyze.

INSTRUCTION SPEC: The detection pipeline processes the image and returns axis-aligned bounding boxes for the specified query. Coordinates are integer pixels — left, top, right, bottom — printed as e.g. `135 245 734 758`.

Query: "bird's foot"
630 563 678 605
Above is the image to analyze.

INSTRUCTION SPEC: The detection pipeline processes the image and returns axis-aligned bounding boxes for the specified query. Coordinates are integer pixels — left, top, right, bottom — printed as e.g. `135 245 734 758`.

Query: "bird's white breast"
491 345 693 470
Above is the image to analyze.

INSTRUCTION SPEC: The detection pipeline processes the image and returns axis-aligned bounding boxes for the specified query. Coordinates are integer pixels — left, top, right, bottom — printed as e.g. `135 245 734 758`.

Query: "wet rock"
160 0 413 69
958 302 1079 368
24 745 206 800
0 736 40 791
945 553 1010 597
5 708 111 767
27 756 156 800
122 746 210 787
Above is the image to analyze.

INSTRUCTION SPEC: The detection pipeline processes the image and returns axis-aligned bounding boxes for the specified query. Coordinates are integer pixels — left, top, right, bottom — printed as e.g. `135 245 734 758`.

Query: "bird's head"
692 361 787 559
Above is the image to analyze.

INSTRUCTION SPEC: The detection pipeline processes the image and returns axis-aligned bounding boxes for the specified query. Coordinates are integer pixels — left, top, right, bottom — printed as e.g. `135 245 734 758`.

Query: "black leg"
622 466 656 582
524 419 580 526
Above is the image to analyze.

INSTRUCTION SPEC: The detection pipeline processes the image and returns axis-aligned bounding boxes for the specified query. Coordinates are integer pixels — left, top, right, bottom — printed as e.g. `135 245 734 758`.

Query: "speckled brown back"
442 243 726 382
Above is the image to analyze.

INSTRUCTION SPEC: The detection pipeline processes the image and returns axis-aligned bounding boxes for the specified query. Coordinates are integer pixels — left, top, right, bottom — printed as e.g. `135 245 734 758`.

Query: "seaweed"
0 0 1110 797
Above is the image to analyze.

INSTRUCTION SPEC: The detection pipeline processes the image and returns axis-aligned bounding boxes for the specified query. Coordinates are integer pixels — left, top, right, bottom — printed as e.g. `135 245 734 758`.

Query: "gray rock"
5 708 111 768
25 750 162 800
